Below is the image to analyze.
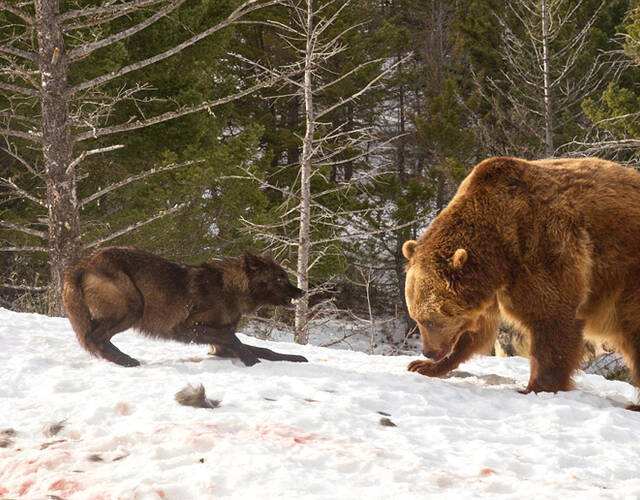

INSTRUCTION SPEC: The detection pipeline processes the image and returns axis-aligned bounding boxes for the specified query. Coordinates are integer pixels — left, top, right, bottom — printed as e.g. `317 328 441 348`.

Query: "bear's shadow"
445 370 635 410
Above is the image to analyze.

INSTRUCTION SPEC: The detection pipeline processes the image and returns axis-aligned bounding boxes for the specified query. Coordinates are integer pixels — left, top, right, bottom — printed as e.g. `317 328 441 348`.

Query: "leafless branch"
1 141 40 177
0 246 47 252
0 82 38 99
75 70 288 141
316 55 411 119
0 127 41 142
60 0 168 22
67 144 125 173
0 45 36 61
0 177 46 207
0 283 48 292
68 0 187 62
80 159 203 207
0 220 46 239
71 0 280 94
0 1 33 24
84 203 188 249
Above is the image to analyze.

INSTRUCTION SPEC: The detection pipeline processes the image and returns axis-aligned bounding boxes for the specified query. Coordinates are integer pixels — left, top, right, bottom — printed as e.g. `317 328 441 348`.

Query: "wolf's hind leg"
83 270 144 367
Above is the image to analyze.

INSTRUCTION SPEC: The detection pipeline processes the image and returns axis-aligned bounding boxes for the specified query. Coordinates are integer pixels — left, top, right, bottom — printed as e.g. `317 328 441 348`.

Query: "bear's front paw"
407 359 450 377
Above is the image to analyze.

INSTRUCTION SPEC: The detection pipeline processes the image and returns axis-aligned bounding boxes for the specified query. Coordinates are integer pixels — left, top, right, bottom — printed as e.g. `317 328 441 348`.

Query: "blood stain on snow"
115 402 132 416
293 435 314 444
156 489 166 498
49 478 81 494
480 467 496 477
18 480 33 495
255 424 317 445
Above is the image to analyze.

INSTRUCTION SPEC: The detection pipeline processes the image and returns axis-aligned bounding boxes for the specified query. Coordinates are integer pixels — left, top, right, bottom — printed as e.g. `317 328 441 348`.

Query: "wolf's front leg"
205 330 260 367
244 344 308 363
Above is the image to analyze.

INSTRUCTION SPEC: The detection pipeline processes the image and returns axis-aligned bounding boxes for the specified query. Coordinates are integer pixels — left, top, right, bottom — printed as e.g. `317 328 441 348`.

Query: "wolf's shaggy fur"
63 247 307 367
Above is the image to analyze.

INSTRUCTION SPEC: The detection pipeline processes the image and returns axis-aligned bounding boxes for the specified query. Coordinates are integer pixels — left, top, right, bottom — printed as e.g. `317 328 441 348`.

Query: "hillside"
1 309 639 499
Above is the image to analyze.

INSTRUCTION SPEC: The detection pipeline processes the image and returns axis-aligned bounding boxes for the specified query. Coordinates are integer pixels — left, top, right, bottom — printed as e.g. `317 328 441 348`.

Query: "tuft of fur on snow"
175 384 220 409
43 419 67 437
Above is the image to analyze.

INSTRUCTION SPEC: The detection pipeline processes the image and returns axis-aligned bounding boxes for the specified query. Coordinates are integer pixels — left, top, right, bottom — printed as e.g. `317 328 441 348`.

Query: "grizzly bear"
402 156 640 410
63 247 307 367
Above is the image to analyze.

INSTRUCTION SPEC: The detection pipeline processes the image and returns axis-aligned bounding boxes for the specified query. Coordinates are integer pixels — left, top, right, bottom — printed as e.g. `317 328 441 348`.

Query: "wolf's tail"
62 265 95 355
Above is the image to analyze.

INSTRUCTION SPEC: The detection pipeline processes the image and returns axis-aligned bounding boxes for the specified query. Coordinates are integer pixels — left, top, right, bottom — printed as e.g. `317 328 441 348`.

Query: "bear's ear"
402 240 418 260
451 248 468 270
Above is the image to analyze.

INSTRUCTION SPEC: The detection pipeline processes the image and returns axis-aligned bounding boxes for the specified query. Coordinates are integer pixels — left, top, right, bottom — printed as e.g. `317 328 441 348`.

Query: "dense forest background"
2 0 639 342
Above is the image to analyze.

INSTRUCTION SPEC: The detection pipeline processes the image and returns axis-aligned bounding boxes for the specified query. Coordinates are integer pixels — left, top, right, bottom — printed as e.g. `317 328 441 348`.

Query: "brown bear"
402 156 640 411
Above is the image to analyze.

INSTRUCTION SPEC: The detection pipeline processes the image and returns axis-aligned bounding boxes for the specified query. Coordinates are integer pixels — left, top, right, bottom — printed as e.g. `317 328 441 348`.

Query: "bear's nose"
422 349 439 359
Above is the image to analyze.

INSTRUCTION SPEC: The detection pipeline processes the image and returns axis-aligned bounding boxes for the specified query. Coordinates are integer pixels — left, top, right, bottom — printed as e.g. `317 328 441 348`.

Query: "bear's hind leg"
614 334 640 411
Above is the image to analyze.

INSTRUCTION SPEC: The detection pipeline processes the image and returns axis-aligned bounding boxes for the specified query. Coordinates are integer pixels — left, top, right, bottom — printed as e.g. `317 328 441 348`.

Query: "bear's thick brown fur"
403 156 640 410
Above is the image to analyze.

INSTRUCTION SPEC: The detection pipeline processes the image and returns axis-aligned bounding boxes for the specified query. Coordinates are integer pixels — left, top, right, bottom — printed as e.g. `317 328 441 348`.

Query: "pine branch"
68 0 187 62
71 0 280 94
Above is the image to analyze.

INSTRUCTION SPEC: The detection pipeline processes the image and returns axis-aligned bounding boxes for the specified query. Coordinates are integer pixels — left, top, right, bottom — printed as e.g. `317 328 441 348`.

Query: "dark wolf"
62 247 308 367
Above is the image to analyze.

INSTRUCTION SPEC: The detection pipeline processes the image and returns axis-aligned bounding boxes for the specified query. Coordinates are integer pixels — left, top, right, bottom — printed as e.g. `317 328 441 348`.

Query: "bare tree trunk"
35 0 79 315
294 0 315 344
541 0 554 157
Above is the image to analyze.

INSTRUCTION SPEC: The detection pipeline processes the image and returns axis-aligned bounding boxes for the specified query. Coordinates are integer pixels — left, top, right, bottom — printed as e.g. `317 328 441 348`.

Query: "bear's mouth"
432 349 450 362
432 331 466 362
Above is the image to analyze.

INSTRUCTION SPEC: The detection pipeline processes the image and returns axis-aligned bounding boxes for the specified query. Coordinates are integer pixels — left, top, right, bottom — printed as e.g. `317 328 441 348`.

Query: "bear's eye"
423 319 436 330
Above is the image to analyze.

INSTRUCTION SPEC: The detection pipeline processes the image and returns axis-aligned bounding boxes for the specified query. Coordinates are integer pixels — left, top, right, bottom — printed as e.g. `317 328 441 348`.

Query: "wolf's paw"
286 354 308 363
119 357 141 368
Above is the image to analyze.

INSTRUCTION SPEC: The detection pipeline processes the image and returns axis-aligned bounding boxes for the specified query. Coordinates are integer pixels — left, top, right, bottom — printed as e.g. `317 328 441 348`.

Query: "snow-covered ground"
1 308 640 500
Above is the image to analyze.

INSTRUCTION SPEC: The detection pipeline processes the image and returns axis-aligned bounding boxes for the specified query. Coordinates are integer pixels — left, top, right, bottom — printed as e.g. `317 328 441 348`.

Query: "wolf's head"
243 253 303 307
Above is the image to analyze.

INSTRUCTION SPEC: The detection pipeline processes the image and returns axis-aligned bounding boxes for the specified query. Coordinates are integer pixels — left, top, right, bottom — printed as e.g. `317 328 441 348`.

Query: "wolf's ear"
402 240 418 260
244 253 265 273
451 248 468 270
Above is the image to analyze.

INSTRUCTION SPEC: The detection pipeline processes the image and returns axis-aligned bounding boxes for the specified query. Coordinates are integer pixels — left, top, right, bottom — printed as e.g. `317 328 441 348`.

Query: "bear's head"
402 239 493 361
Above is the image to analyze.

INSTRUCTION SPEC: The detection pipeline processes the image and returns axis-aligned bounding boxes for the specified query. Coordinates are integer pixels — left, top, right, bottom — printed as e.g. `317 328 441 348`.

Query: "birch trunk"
541 0 554 157
295 0 315 345
35 0 79 315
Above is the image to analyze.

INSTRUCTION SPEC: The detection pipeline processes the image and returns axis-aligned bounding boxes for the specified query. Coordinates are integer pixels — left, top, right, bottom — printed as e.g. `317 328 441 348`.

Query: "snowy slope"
1 309 639 500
